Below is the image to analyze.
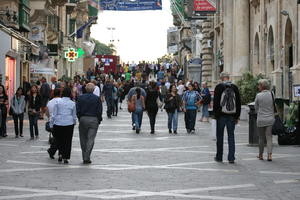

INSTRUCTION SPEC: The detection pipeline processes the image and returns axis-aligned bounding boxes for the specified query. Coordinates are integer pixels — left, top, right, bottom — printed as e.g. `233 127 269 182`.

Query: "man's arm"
233 85 241 120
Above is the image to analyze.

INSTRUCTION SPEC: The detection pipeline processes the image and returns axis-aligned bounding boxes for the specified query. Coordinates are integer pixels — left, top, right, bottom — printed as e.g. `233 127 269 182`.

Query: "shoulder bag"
271 92 284 135
128 96 136 113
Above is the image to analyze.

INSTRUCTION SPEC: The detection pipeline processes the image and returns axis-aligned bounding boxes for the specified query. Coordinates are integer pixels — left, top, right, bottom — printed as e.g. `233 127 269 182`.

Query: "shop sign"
294 84 300 97
65 48 78 62
100 0 162 11
194 0 216 12
30 64 55 75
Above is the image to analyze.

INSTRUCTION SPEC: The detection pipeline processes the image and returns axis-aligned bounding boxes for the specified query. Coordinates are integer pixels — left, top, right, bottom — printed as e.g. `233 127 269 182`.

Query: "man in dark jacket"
77 83 103 164
213 72 241 164
40 77 50 119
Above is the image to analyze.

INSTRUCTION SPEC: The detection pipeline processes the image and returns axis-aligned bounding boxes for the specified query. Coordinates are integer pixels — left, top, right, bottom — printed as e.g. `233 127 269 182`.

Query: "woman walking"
182 83 202 134
145 81 160 134
200 82 211 122
255 79 275 161
132 88 145 134
0 85 8 137
50 87 76 164
165 85 181 134
11 88 26 138
28 85 42 139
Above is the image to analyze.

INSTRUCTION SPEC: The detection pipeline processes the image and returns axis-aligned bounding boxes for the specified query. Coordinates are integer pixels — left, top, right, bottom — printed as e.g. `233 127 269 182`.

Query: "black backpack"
220 83 236 114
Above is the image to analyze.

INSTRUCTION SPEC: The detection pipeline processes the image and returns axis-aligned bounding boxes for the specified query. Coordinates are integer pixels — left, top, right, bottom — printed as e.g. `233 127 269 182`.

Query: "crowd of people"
0 63 281 164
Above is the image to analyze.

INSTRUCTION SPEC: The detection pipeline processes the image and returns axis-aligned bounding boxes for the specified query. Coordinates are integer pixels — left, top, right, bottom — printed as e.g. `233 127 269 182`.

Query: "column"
232 0 250 80
223 0 233 74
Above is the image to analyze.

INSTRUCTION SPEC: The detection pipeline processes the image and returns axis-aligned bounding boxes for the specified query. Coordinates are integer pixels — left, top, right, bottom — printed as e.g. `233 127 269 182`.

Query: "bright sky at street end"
90 0 173 63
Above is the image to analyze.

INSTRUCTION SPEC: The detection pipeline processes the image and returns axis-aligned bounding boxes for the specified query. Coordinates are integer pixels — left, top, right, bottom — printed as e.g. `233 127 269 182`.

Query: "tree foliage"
236 72 265 105
157 54 173 63
92 38 114 55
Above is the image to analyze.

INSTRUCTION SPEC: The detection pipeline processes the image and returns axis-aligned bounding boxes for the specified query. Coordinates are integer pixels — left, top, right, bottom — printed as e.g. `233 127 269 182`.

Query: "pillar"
232 0 250 80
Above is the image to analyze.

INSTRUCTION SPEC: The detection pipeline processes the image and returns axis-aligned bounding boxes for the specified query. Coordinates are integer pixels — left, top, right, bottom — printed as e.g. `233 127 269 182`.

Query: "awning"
0 23 39 48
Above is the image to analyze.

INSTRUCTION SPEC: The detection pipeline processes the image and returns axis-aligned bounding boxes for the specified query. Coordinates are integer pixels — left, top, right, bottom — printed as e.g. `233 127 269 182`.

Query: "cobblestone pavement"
0 107 300 200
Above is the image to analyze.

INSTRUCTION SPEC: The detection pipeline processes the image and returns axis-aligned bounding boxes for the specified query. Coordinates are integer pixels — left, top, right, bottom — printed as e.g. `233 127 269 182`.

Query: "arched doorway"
284 18 293 100
253 33 260 74
267 26 275 74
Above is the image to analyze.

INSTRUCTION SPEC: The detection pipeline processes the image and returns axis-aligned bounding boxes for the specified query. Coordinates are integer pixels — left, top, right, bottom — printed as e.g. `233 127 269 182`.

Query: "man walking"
213 72 241 164
103 79 115 119
40 77 50 119
77 83 103 164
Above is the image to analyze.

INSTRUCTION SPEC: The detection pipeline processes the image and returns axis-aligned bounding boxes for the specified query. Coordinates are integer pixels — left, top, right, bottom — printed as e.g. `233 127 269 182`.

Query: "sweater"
213 82 241 120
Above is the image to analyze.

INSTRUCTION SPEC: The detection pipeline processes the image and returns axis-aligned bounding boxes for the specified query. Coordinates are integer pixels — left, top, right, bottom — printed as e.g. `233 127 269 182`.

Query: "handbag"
271 92 284 135
156 97 163 108
45 121 53 132
9 97 15 116
128 97 136 113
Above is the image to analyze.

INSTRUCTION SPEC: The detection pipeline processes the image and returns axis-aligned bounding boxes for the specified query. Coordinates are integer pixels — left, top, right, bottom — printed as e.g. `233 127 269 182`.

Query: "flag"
88 0 100 10
76 16 97 38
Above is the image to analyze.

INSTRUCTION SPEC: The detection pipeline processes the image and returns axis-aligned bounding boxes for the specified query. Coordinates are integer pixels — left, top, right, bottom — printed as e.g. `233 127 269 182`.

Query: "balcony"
19 0 30 32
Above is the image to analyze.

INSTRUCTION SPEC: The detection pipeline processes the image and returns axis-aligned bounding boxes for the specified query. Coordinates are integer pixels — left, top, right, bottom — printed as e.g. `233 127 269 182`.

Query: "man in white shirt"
177 80 185 97
92 80 100 97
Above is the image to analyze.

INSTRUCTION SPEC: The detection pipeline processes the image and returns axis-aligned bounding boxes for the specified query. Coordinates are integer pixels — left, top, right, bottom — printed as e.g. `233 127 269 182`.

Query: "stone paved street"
0 107 300 200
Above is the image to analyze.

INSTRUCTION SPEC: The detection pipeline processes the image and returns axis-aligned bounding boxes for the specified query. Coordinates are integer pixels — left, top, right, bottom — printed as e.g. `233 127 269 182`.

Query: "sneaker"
63 159 69 164
30 137 34 140
132 125 136 130
169 129 172 134
58 155 62 163
47 149 55 159
173 130 177 134
136 129 140 134
35 136 39 139
229 160 235 164
214 157 223 162
83 160 92 164
20 134 23 137
191 130 195 134
187 129 191 134
150 131 155 134
15 135 19 138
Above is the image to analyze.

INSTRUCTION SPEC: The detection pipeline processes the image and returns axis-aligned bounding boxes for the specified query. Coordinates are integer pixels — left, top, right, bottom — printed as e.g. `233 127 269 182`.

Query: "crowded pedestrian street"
0 106 299 200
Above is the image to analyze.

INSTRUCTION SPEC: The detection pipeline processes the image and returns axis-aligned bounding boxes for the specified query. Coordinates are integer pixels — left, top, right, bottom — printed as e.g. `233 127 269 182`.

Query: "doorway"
5 56 16 102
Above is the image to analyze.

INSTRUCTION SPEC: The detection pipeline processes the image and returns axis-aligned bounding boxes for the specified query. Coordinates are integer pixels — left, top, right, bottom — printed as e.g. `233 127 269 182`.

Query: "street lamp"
107 27 116 43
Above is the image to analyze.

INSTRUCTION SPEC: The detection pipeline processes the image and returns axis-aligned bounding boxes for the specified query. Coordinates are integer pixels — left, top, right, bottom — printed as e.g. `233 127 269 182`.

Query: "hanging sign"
194 0 216 12
65 48 78 62
100 0 162 11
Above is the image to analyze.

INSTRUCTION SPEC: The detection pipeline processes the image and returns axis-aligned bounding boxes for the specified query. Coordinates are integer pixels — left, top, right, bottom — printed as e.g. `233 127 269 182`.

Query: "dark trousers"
147 111 158 132
48 133 58 156
0 113 7 137
112 99 118 116
184 110 197 131
216 115 236 161
53 125 74 160
105 96 113 117
13 114 24 136
28 114 39 138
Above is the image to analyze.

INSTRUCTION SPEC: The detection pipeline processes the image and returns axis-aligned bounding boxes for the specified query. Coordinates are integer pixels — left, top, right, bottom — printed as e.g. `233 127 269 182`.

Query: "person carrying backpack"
182 83 202 134
213 72 241 164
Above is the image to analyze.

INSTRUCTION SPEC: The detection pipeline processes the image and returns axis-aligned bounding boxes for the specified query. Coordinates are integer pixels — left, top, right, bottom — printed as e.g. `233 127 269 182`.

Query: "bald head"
86 83 95 93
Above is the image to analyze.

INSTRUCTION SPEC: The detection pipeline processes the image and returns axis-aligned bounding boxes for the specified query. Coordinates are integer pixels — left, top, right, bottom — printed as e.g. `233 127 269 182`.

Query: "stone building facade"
210 0 300 102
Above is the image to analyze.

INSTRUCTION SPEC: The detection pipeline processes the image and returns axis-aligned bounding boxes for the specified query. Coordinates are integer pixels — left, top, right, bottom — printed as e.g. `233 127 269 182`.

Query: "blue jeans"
133 109 143 130
216 115 236 161
29 114 39 138
168 110 178 131
202 104 209 118
184 109 197 131
105 96 113 117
